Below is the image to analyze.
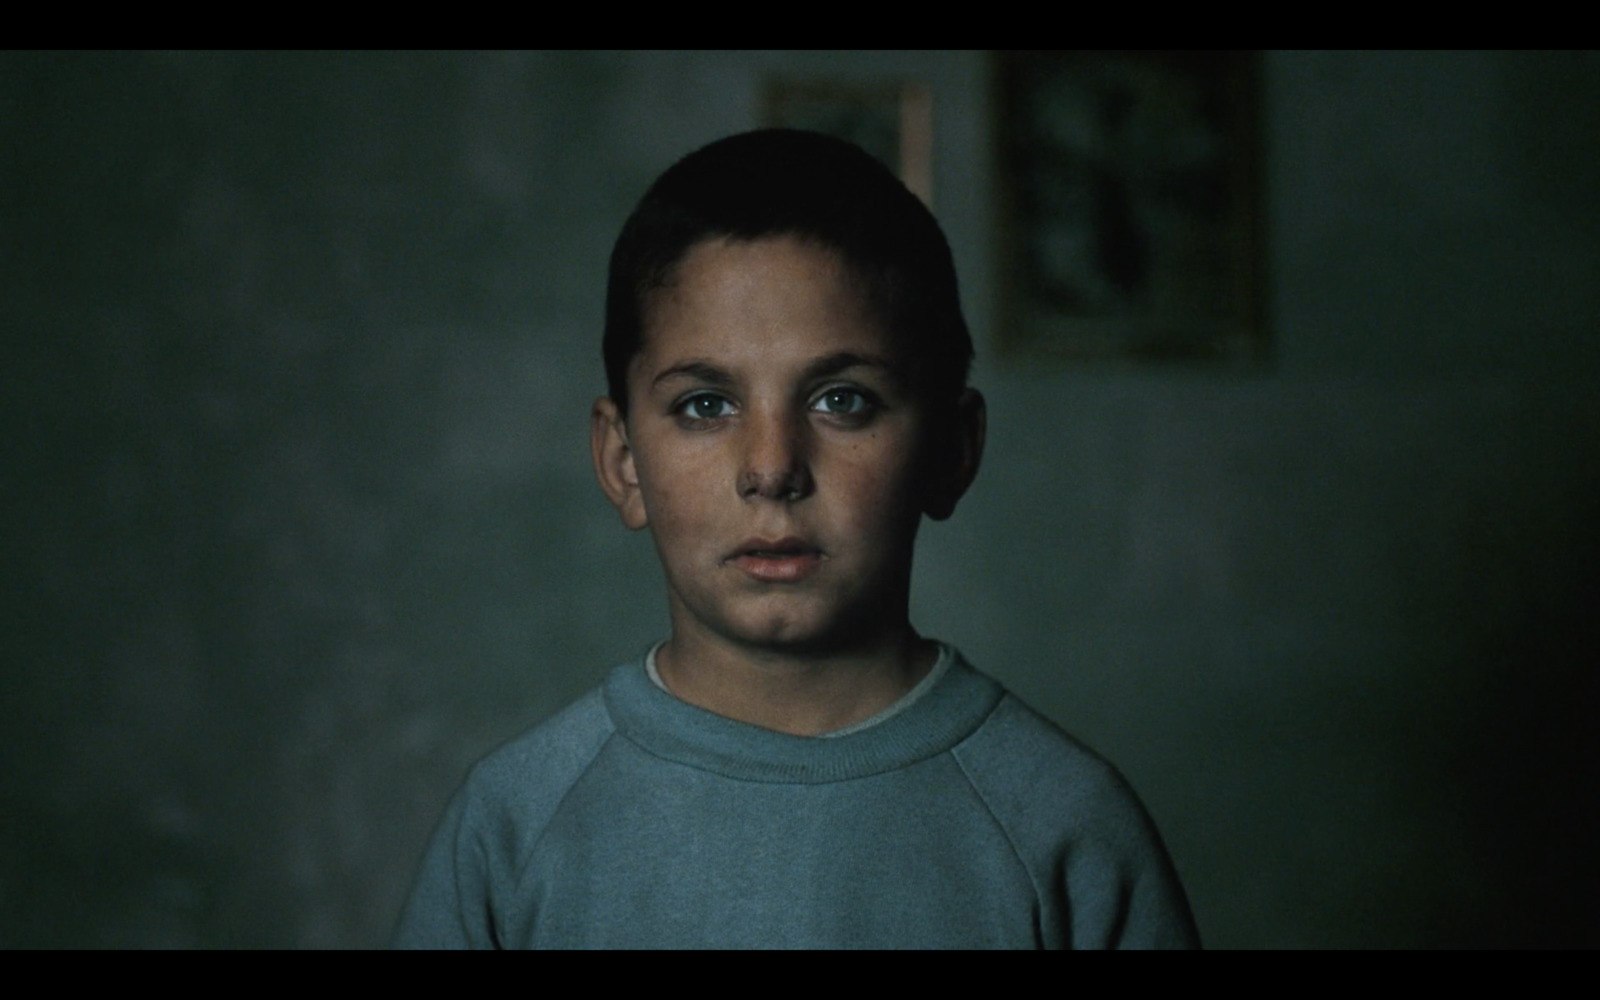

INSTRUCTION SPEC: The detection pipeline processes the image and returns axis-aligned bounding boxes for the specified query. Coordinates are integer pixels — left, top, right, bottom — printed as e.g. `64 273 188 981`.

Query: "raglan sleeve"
390 777 500 950
952 694 1201 949
1056 772 1201 950
387 686 618 949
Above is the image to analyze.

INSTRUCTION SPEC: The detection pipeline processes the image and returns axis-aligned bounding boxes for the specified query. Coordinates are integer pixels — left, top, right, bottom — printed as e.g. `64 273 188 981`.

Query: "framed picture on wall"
994 51 1266 363
763 78 934 207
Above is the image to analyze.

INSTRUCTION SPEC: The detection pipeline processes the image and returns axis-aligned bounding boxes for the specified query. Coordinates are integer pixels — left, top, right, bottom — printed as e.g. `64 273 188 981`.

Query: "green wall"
3 51 1597 947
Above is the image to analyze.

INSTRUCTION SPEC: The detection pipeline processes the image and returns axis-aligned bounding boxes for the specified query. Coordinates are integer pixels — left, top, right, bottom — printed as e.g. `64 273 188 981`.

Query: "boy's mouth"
727 537 823 582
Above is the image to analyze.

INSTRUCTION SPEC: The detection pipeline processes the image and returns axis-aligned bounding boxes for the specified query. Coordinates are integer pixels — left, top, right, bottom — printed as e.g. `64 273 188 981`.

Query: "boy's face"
591 236 977 655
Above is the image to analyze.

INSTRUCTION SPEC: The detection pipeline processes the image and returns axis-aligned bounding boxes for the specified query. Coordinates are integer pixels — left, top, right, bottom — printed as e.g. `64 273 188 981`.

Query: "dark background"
4 51 1597 948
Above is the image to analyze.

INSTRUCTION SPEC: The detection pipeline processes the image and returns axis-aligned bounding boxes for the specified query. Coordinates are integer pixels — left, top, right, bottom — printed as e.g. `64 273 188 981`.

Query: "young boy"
393 129 1198 949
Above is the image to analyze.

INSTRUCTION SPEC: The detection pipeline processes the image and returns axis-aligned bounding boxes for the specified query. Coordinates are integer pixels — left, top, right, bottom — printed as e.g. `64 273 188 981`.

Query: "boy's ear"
591 397 649 530
923 388 986 522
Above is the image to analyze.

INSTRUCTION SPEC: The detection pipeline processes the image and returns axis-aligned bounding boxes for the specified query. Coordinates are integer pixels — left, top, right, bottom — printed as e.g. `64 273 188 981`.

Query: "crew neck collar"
644 641 954 739
604 644 1003 784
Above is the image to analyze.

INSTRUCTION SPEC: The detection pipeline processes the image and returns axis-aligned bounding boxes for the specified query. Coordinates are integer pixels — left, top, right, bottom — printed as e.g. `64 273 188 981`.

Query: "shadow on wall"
1450 537 1600 947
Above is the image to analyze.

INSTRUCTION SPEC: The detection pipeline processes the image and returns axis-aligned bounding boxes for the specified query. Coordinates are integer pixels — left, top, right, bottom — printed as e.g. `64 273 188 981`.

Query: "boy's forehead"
633 236 907 380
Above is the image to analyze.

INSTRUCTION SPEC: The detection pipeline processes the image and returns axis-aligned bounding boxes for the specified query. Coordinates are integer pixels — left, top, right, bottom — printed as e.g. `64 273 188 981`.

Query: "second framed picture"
994 51 1266 364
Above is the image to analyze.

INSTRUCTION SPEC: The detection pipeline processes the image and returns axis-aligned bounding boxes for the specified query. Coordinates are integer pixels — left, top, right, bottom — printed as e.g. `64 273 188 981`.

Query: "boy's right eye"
677 393 734 421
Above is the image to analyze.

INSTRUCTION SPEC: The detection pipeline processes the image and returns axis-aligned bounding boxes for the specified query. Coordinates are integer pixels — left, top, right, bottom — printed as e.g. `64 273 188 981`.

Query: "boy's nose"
739 410 813 502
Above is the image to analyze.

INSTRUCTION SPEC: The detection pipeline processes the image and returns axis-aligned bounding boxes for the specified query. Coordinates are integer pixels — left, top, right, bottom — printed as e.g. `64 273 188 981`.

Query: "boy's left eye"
811 388 873 417
679 393 734 420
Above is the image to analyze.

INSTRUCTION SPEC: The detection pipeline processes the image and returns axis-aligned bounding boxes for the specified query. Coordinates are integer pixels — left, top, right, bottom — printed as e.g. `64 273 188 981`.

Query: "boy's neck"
654 627 938 737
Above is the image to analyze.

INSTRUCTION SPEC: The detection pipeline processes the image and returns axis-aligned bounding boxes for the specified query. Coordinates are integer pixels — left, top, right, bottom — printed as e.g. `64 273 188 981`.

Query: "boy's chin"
711 612 835 654
667 577 909 658
711 600 901 658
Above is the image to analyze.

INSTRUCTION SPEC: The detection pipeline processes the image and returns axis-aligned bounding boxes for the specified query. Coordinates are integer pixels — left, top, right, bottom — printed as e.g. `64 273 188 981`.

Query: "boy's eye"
678 393 734 420
811 388 873 417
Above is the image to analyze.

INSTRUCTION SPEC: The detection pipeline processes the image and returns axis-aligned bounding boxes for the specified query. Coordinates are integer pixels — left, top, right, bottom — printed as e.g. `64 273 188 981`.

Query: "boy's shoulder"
462 649 1151 839
472 683 615 783
452 683 617 853
398 648 1198 948
956 690 1165 857
461 654 1175 880
955 683 1199 949
392 683 620 949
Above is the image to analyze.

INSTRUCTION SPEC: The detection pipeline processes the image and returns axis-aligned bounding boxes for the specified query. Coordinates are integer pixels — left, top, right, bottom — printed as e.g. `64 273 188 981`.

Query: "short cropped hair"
603 129 972 417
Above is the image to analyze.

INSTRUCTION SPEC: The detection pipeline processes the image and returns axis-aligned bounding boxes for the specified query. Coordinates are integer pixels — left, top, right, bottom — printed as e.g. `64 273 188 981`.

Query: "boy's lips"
726 537 823 582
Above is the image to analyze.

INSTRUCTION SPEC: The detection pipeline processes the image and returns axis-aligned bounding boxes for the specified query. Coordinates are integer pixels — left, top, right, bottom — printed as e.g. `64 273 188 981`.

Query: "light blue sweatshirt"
393 646 1199 949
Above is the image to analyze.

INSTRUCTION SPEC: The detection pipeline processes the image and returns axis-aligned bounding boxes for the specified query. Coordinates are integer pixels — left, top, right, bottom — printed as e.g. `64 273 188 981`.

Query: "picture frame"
763 78 934 207
993 51 1266 363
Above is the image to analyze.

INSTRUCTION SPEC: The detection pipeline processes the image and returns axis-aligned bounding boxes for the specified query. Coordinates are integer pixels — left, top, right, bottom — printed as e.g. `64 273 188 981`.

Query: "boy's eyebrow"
650 352 905 390
801 351 905 384
651 361 736 390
